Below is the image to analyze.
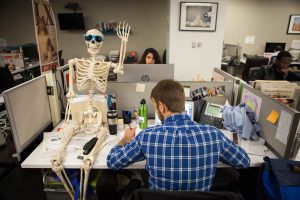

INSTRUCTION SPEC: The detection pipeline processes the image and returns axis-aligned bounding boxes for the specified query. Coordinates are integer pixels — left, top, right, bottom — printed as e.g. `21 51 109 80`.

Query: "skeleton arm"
67 59 76 99
113 22 130 74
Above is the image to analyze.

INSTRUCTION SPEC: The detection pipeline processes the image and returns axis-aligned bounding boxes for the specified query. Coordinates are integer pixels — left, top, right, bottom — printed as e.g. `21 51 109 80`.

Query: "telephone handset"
200 103 223 128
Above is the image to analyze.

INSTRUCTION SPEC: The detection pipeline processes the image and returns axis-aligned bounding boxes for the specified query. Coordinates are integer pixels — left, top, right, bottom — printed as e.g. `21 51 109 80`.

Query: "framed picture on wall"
287 14 300 34
179 2 218 31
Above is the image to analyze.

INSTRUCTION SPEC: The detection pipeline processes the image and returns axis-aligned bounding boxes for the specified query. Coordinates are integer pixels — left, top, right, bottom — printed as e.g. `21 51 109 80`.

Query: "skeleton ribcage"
76 59 110 93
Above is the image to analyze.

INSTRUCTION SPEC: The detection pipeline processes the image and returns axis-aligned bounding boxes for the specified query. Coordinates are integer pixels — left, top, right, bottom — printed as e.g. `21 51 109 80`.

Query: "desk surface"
21 120 276 169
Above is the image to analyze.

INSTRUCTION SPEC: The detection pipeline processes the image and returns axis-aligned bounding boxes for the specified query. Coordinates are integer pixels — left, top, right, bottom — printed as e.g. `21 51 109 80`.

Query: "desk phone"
200 103 223 128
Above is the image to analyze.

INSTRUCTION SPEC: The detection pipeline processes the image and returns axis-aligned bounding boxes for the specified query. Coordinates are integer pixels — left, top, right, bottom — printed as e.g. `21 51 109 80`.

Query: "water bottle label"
139 116 145 123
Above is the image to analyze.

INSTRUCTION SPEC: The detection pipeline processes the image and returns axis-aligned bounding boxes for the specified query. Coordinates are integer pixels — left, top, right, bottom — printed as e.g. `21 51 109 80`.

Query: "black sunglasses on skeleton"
84 34 103 42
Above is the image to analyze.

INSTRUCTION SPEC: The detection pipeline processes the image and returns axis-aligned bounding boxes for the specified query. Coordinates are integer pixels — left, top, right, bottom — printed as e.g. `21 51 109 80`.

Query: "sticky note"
136 83 145 92
267 110 279 124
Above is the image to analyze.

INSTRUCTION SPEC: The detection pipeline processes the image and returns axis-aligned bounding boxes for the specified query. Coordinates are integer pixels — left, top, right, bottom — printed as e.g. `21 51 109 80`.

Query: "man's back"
107 114 250 191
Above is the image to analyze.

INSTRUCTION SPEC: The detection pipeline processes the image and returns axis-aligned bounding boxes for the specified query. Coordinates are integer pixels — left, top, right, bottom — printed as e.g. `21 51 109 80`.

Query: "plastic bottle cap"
140 99 146 104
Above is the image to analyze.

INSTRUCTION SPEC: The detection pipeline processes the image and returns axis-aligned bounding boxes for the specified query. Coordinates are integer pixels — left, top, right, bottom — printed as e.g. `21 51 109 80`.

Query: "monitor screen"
57 13 85 30
155 101 194 125
116 64 174 82
265 42 286 53
184 101 194 120
22 43 39 61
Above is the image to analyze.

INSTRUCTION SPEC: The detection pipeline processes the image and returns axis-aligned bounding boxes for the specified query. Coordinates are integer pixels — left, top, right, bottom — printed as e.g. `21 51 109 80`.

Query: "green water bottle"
138 99 148 129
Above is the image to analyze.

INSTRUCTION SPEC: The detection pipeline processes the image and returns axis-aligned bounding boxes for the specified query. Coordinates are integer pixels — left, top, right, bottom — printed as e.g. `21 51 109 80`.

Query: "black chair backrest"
269 56 277 65
248 66 263 81
242 56 269 82
0 65 16 93
127 189 244 200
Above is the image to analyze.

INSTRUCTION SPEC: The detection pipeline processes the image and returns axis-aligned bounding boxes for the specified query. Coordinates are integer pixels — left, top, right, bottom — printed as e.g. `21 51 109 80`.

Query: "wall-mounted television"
57 13 85 30
265 42 286 53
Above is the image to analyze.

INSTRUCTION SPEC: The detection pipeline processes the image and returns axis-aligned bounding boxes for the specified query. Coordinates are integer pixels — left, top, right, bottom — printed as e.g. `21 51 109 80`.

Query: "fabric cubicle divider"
106 81 234 119
213 67 245 106
241 84 300 159
3 76 52 161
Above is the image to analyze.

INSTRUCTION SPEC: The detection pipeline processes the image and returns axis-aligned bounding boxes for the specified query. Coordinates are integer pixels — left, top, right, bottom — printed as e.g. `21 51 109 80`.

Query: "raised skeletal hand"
116 21 130 42
114 21 130 74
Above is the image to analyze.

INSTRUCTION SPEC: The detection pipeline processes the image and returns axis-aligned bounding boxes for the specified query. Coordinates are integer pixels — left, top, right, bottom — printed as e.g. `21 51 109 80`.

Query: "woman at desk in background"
139 48 162 64
254 51 292 80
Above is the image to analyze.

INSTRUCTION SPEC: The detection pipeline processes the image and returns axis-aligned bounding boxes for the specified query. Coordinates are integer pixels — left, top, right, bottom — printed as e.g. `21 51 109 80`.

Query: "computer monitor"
184 101 194 120
22 43 39 61
265 42 286 53
154 101 194 126
3 76 52 160
116 64 174 82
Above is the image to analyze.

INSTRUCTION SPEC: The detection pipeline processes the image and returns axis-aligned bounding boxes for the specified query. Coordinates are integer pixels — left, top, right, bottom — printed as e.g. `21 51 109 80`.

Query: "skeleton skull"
85 29 104 55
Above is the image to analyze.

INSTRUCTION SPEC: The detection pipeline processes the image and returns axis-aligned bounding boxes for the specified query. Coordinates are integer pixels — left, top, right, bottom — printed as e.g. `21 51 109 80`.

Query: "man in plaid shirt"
107 79 250 191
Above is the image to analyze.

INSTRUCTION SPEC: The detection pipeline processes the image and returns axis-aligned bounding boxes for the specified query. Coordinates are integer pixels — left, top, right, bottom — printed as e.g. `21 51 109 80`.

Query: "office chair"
242 56 269 82
248 66 263 81
269 56 277 65
127 189 244 200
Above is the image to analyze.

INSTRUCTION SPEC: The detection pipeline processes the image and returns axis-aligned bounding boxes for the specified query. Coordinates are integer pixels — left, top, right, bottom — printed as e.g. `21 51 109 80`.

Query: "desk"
10 61 40 75
10 62 40 82
22 120 276 169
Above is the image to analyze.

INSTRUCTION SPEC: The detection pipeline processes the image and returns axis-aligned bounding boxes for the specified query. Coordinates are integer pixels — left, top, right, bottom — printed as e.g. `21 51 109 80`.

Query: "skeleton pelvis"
70 95 107 125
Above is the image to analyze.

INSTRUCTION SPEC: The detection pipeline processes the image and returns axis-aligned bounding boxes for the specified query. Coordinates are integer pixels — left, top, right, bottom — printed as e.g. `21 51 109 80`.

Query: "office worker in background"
255 51 292 80
106 80 250 193
139 48 162 64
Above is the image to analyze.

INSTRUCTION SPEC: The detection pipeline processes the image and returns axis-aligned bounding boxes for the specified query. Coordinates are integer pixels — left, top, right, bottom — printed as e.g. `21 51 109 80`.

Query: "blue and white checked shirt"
107 113 250 191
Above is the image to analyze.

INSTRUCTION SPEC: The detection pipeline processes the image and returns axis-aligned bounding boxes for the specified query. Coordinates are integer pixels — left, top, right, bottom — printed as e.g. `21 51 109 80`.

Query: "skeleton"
51 22 130 200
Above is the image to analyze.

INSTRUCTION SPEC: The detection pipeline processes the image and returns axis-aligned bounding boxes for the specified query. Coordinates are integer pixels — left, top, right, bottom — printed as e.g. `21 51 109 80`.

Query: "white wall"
0 0 168 62
224 0 300 55
168 0 226 81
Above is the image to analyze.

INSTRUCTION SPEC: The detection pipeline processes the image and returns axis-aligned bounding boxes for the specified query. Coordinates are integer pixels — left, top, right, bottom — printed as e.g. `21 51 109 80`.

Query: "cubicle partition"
106 81 234 119
213 67 246 105
241 84 300 159
3 76 53 161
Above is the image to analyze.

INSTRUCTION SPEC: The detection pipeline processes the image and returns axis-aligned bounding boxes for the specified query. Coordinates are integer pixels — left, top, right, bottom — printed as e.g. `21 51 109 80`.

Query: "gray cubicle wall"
214 67 239 83
106 81 234 118
241 84 300 159
3 76 52 161
213 68 246 105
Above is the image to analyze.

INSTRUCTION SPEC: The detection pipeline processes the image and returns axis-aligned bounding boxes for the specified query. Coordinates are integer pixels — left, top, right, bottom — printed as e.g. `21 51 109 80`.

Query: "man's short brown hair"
150 79 185 113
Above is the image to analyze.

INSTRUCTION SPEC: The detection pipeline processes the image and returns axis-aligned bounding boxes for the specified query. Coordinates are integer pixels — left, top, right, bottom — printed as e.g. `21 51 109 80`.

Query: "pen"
128 123 132 130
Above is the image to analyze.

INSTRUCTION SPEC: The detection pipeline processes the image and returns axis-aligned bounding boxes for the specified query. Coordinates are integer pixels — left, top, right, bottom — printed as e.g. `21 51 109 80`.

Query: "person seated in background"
106 79 250 193
254 51 292 80
139 48 162 64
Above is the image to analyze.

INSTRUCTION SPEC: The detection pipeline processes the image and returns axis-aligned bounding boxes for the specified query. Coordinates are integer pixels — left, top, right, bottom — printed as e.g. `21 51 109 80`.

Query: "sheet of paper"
183 86 191 98
275 110 292 145
291 40 300 50
136 83 145 93
267 110 279 124
241 88 262 120
244 36 255 45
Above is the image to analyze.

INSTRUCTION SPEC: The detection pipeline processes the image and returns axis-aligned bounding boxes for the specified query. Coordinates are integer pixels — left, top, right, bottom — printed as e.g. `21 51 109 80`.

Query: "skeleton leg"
79 128 107 200
51 126 77 199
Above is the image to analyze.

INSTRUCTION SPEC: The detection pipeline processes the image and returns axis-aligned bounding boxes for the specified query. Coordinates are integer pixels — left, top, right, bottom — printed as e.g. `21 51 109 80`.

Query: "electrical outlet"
192 42 196 48
197 42 202 48
47 86 54 95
